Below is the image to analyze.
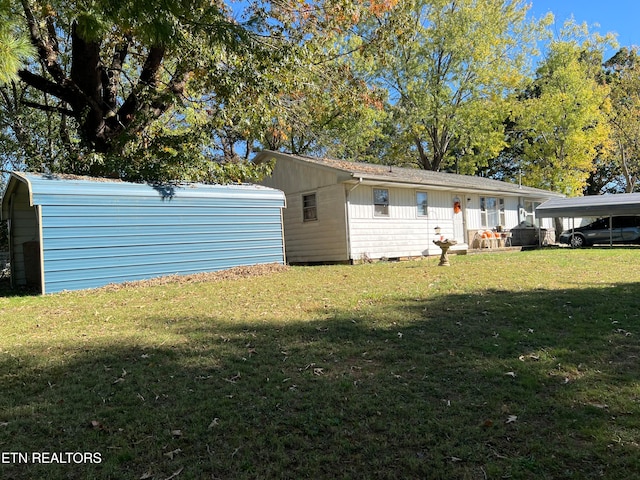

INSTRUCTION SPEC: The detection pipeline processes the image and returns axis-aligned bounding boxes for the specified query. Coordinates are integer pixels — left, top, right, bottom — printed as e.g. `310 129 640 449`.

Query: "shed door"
23 241 41 287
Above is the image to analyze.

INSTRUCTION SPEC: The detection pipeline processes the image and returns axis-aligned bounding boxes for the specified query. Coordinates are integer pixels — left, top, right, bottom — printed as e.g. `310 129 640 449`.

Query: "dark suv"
558 216 640 247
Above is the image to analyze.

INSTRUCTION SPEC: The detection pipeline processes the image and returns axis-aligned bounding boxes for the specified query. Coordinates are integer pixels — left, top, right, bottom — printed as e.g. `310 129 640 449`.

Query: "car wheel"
570 234 585 248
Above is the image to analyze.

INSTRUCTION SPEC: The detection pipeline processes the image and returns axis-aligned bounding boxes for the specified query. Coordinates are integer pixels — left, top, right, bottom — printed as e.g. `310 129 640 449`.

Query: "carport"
535 193 640 246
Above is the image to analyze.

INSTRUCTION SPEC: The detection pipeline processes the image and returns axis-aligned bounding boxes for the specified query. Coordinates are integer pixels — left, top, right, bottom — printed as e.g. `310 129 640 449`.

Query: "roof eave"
342 175 559 198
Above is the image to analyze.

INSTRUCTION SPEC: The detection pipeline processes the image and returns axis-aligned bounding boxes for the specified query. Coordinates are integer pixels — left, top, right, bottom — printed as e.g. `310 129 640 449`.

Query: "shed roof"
2 171 285 218
535 193 640 218
255 150 564 198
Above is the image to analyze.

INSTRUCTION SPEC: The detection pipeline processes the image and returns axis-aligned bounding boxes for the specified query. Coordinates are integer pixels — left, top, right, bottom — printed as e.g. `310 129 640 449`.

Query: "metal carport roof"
535 193 640 218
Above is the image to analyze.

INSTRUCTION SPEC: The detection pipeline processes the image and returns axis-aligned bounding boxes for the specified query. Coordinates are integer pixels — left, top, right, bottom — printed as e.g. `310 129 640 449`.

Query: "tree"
5 0 297 181
246 0 393 161
602 47 640 193
0 0 33 84
352 0 546 172
4 0 398 181
511 20 614 196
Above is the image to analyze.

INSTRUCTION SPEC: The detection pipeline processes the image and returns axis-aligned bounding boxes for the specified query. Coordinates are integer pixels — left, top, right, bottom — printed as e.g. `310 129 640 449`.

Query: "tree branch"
20 100 75 116
102 35 132 112
20 0 66 84
70 21 102 104
17 70 75 105
117 46 166 126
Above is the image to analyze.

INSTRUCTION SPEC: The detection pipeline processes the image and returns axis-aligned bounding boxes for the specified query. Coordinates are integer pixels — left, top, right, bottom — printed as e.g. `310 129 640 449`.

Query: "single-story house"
1 172 286 294
255 151 564 264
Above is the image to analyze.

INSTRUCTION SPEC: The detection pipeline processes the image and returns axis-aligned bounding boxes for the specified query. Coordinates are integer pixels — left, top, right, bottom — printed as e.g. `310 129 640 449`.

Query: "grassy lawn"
1 248 640 479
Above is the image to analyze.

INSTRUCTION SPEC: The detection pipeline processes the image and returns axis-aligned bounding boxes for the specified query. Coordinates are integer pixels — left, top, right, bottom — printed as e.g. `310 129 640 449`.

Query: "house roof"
255 151 564 199
535 193 640 218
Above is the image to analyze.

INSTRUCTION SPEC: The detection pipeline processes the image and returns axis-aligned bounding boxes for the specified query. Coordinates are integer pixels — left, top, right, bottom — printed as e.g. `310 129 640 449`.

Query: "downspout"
345 178 363 263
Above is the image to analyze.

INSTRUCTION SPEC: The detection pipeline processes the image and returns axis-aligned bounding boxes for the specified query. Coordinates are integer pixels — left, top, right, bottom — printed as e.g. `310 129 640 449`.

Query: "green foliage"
510 20 615 196
2 0 288 182
1 0 637 192
0 1 34 85
353 0 547 172
602 47 640 193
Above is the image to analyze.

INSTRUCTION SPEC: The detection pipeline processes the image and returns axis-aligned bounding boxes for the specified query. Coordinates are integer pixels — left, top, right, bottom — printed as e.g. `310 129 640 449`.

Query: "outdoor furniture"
500 230 512 247
481 230 499 248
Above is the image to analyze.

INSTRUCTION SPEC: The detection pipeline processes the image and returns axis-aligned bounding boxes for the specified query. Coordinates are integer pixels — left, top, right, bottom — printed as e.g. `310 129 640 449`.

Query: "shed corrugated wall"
3 173 286 294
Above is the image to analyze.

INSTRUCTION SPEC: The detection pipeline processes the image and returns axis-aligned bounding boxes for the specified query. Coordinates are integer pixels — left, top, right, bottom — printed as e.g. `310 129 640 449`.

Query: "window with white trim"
524 200 541 226
480 197 505 228
302 193 317 222
373 188 389 217
416 191 428 216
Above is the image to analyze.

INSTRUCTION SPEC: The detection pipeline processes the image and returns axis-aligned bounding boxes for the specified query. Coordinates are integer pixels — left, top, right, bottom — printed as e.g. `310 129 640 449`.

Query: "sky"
527 0 640 54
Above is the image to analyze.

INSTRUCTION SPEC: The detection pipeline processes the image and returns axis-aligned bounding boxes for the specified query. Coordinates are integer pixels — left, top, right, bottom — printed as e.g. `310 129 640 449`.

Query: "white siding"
261 156 351 263
282 184 348 263
347 185 444 260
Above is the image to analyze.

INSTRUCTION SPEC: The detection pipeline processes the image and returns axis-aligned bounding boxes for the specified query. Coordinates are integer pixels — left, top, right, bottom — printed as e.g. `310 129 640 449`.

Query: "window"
524 200 541 226
302 193 317 222
480 197 505 228
416 192 428 216
373 188 389 217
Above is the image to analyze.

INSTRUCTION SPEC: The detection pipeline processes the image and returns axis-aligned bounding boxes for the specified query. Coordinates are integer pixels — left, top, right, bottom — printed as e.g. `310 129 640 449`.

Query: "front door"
452 195 465 244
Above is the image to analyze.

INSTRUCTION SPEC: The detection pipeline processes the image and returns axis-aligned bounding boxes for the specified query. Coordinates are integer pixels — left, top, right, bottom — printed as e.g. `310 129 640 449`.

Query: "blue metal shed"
1 172 286 294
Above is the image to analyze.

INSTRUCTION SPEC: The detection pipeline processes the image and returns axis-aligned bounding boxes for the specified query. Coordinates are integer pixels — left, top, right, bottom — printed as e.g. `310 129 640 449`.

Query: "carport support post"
609 215 613 247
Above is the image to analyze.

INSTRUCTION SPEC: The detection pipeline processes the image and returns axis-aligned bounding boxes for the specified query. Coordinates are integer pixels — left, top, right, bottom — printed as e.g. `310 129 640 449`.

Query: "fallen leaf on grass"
224 373 241 383
113 368 128 384
164 467 184 480
164 448 182 459
518 354 540 361
89 420 108 431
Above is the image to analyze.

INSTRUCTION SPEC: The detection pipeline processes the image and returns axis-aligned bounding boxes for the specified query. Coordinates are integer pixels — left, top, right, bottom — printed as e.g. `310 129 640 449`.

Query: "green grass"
1 249 640 479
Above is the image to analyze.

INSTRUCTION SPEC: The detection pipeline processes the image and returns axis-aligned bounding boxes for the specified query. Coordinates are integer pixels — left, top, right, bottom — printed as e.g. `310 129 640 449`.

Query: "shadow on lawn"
2 283 640 479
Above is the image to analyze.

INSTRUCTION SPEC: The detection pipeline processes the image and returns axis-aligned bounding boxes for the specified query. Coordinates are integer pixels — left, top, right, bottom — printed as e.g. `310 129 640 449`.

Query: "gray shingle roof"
259 151 563 198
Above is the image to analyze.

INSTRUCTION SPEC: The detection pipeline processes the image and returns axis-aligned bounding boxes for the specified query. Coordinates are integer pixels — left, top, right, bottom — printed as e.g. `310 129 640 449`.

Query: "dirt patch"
98 263 290 292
